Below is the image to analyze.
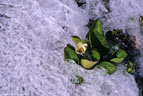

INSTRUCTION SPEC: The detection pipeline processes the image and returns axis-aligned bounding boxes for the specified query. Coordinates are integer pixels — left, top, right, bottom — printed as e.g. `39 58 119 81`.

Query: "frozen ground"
0 0 143 96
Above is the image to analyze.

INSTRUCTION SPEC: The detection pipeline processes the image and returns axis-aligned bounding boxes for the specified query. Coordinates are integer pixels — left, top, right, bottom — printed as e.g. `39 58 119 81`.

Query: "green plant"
64 19 128 74
139 16 143 26
125 61 135 73
70 75 83 85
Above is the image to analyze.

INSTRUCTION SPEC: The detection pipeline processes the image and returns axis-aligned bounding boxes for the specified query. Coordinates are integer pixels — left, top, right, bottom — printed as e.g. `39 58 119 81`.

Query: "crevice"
74 0 86 7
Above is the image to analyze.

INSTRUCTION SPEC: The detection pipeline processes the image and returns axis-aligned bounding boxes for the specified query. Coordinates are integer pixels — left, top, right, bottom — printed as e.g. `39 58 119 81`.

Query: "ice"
0 0 141 96
62 61 138 96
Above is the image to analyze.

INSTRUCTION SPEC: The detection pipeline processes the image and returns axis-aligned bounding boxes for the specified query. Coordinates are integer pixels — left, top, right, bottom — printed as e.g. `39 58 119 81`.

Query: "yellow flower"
75 42 88 56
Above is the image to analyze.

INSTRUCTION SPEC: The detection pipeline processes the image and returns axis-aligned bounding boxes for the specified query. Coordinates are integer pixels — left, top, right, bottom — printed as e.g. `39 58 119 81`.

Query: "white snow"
0 0 142 96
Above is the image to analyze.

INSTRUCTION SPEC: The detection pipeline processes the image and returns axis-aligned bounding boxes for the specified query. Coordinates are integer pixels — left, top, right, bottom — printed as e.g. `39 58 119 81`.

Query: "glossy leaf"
81 59 98 69
71 36 85 45
90 31 109 55
91 50 100 61
98 61 117 74
64 44 79 64
86 19 109 55
110 58 124 63
94 19 103 35
105 45 119 60
86 19 103 39
67 44 75 50
109 49 127 64
116 49 128 58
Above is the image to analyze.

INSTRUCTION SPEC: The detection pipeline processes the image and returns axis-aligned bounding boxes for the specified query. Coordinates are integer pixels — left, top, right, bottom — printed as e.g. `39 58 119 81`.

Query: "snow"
0 0 142 96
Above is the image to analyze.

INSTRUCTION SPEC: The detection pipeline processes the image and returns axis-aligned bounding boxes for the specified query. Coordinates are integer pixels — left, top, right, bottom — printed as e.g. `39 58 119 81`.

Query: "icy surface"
0 0 142 96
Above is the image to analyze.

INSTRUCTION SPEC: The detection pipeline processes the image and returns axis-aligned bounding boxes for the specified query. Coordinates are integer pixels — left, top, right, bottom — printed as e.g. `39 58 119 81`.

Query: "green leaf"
83 49 100 61
86 19 109 55
70 75 83 85
126 61 133 68
127 68 135 73
64 44 79 64
94 19 103 36
126 61 135 73
76 75 83 84
110 58 124 63
82 50 93 61
71 36 85 45
109 49 127 64
98 61 117 74
90 31 109 55
86 19 103 39
67 44 75 50
105 45 119 60
116 49 128 58
81 59 98 69
139 16 143 26
91 50 100 61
